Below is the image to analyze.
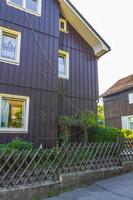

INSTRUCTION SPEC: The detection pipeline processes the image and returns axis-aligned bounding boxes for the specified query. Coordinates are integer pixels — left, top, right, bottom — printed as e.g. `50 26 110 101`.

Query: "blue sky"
70 0 133 95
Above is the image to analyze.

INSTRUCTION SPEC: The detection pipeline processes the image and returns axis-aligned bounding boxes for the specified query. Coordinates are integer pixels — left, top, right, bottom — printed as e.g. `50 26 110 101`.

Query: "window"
0 27 21 65
6 0 42 16
0 94 29 132
58 50 69 79
129 117 133 130
121 115 133 130
129 93 133 104
59 18 68 33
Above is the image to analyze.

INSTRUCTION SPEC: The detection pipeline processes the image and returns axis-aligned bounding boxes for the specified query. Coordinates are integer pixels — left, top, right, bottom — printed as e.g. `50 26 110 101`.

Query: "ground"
44 172 133 200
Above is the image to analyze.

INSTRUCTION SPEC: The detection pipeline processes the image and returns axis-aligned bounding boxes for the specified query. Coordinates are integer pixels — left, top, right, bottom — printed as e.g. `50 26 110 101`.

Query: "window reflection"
58 55 66 76
26 0 38 12
11 0 23 6
1 98 25 128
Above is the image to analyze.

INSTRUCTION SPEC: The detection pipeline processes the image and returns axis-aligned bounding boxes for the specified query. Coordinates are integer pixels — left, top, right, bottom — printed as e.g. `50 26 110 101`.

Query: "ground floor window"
0 93 29 132
121 115 133 130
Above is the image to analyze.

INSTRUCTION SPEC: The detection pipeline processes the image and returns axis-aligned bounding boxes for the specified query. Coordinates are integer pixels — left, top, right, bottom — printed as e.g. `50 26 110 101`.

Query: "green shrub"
59 110 98 143
77 111 98 129
90 126 122 142
90 126 133 142
59 115 72 143
0 138 33 151
0 143 8 151
8 138 33 150
59 110 133 143
77 111 98 142
120 129 133 138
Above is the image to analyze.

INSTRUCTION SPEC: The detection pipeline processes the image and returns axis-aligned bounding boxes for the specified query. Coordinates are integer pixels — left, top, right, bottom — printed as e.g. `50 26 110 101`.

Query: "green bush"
0 143 8 151
0 138 33 151
59 115 72 143
90 126 133 142
120 129 133 139
77 111 98 142
59 110 98 143
90 126 122 142
8 138 33 150
59 110 133 143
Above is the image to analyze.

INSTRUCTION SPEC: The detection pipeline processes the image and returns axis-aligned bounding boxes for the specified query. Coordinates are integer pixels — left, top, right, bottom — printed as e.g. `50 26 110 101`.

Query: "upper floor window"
59 18 68 33
58 50 69 79
0 93 30 132
6 0 42 16
0 27 21 65
128 93 133 104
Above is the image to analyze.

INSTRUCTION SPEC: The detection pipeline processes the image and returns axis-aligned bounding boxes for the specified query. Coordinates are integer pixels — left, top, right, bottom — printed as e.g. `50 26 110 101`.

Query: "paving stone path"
43 172 133 200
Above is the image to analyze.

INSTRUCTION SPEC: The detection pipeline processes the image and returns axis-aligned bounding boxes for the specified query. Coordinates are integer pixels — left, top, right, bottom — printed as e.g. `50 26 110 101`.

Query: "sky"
70 0 133 95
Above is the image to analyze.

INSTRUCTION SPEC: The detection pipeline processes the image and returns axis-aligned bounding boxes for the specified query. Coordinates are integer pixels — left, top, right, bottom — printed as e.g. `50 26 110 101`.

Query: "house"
0 0 110 146
102 74 133 130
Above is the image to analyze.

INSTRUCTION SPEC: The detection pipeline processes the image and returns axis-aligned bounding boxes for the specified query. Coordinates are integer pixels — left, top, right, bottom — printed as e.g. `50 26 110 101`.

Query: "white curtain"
1 35 16 60
1 100 10 128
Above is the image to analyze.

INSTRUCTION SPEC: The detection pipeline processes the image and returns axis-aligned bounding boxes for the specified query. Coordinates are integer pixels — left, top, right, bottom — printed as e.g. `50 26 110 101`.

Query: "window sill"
58 75 69 80
0 58 20 66
0 129 28 133
6 1 41 17
59 29 69 34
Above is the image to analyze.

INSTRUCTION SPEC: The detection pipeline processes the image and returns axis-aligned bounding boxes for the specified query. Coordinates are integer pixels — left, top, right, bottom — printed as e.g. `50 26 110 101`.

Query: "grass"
31 188 72 200
46 188 72 198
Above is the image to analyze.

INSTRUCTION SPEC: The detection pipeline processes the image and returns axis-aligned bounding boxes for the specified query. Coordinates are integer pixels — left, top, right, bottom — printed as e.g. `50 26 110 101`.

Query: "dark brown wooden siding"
0 0 60 91
0 84 58 147
103 89 133 128
58 20 98 115
0 0 60 146
0 1 98 146
0 0 59 37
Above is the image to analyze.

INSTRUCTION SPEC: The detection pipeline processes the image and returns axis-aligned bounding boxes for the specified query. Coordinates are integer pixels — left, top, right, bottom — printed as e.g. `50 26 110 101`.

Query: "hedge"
90 126 133 142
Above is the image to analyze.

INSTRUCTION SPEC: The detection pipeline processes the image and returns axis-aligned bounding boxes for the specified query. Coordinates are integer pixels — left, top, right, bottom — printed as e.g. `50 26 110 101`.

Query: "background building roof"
101 74 133 97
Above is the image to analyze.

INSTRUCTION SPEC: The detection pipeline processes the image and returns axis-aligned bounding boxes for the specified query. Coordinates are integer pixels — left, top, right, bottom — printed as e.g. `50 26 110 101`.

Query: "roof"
58 0 111 58
101 74 133 98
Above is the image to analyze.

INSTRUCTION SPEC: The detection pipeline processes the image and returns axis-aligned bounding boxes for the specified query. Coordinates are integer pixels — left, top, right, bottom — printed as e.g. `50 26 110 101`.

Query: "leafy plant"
59 115 72 143
59 110 98 143
120 129 133 138
90 126 121 142
8 138 33 150
0 138 33 152
97 104 105 125
76 111 98 142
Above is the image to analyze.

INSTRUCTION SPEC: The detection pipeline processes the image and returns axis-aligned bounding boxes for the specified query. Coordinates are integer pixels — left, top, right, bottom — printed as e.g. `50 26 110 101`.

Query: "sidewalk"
43 172 133 200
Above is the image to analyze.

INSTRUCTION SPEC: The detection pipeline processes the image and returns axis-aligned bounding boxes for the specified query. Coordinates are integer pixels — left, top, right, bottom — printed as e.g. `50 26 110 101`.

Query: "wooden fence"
0 138 132 188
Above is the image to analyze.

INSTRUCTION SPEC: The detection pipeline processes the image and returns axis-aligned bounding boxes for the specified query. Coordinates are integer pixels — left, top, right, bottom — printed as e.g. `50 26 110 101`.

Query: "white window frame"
0 93 30 133
6 0 42 16
59 18 68 33
58 50 69 80
0 27 21 65
121 115 133 130
128 93 133 104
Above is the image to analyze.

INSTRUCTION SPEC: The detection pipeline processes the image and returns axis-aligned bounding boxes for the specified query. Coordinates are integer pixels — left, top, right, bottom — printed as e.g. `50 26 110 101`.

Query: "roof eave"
58 0 111 58
102 87 133 98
